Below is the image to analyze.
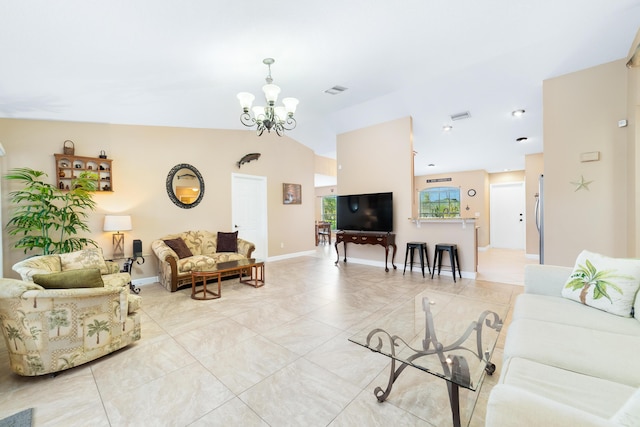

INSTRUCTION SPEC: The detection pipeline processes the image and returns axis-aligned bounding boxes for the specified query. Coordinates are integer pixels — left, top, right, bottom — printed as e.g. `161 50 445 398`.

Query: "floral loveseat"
2 248 142 376
151 230 255 292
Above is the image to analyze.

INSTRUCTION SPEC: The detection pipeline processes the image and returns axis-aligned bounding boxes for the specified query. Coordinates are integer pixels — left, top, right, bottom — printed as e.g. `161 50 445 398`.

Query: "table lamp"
103 215 132 258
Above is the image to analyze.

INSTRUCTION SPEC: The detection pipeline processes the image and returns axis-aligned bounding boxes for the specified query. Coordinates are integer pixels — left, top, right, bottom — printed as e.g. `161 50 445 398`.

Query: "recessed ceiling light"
512 109 525 117
442 125 453 132
516 137 529 143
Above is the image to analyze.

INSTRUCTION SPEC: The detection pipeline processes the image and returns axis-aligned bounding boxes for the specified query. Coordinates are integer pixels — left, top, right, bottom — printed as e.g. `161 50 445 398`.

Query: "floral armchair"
1 248 142 376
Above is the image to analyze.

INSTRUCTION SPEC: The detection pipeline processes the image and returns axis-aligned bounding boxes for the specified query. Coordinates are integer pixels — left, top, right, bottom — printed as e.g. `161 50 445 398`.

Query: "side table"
114 255 146 294
191 271 221 300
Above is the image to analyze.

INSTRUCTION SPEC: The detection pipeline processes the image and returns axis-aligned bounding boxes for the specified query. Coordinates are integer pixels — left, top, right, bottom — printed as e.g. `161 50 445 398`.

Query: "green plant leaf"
4 167 98 254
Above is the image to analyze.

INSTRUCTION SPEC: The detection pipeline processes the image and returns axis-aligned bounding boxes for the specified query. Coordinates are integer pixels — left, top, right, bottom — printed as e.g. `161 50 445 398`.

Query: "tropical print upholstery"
12 248 140 314
151 230 255 292
13 248 119 281
0 277 141 376
59 247 110 274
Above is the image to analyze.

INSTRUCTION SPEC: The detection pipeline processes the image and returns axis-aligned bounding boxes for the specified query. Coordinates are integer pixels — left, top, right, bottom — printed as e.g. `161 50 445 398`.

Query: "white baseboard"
267 250 316 262
128 252 318 287
131 250 478 286
132 276 159 287
338 256 476 279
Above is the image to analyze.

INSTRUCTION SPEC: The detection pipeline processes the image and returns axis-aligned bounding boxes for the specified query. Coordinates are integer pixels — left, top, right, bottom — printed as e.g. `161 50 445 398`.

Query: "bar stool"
403 242 431 277
431 243 461 282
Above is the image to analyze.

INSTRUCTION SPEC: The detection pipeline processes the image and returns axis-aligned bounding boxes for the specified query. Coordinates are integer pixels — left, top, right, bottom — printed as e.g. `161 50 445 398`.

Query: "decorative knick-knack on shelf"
63 140 75 155
99 150 107 159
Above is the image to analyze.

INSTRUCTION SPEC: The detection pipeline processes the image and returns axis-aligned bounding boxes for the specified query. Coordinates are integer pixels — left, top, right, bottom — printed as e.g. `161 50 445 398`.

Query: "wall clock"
467 189 476 197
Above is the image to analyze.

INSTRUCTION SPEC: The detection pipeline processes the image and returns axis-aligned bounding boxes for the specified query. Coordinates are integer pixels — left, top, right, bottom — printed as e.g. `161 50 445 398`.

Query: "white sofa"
486 263 640 426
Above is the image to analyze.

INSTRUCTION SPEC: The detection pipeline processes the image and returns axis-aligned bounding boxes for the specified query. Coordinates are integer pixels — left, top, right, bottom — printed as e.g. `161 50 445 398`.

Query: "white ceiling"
1 1 639 185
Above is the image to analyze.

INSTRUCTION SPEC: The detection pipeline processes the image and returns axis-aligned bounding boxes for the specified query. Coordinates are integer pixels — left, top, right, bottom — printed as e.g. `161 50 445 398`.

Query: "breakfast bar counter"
407 218 479 277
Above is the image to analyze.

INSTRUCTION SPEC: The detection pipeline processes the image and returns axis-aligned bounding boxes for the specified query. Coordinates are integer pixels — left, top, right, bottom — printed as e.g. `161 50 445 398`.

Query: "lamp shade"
237 92 255 110
103 215 132 232
282 97 299 115
262 84 281 104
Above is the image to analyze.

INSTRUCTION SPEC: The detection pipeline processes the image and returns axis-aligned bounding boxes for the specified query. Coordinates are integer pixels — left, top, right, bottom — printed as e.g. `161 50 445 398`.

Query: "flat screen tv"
336 192 393 232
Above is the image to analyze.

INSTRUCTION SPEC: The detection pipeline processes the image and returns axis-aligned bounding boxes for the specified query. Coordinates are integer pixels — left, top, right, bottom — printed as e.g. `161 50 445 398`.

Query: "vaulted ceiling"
1 1 639 185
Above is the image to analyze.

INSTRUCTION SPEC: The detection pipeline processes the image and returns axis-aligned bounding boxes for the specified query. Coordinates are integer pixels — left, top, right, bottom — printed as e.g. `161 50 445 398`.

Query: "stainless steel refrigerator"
535 174 544 264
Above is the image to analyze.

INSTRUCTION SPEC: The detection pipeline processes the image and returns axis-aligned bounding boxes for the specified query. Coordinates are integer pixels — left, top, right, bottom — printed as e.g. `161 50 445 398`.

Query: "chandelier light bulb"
262 84 281 104
237 92 255 111
282 97 299 115
252 106 265 122
274 106 288 123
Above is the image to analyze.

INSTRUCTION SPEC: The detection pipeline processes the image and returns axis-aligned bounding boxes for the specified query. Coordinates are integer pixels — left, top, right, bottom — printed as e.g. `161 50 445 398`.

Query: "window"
321 195 337 229
419 187 460 218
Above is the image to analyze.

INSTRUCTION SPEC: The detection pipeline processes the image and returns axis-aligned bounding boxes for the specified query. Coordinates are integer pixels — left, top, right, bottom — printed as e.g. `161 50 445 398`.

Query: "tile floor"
0 247 528 426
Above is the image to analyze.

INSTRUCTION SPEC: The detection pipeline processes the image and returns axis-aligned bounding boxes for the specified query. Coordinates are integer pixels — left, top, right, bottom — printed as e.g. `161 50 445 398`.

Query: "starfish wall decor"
571 175 593 191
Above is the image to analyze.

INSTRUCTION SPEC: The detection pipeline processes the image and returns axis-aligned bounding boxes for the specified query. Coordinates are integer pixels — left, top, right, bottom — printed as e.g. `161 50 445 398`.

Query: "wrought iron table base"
122 256 144 294
366 298 502 427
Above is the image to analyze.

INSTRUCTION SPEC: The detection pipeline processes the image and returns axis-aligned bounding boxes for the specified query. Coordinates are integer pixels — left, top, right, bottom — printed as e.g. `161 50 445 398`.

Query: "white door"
490 182 525 249
232 173 268 259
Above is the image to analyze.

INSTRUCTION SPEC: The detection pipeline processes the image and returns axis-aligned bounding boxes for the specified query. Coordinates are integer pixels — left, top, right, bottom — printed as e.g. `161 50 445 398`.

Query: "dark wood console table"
334 231 397 272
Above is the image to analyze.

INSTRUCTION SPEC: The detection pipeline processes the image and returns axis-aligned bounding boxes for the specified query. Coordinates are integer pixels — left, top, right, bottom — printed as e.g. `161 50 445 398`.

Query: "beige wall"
315 155 337 177
336 117 478 274
488 170 524 184
0 119 316 280
524 153 544 256
543 59 629 266
336 117 414 267
627 59 640 256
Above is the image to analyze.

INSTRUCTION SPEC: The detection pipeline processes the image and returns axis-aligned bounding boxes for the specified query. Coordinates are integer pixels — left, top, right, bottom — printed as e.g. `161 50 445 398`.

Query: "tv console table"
335 231 397 272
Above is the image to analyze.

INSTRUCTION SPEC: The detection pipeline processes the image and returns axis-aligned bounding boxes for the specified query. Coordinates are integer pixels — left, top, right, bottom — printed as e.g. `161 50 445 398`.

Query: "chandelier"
237 58 299 136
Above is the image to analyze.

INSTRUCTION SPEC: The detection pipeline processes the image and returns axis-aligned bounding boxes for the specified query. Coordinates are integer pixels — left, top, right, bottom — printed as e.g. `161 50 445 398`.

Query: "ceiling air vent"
324 85 348 95
450 111 471 121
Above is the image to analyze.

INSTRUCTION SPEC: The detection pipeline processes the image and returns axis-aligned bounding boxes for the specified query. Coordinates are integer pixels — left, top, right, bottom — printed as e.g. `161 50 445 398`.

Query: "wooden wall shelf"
54 153 113 192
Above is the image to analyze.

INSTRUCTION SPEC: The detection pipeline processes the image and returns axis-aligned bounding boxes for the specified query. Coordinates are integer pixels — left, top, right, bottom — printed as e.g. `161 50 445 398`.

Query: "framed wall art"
283 183 302 204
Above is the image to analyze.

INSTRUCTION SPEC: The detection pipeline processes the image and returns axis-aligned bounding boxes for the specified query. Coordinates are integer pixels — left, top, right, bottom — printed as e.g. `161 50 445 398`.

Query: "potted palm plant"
5 167 99 255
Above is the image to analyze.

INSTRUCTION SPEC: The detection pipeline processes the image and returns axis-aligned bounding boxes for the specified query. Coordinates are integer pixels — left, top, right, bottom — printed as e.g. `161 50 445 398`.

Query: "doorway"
489 182 525 249
231 173 268 259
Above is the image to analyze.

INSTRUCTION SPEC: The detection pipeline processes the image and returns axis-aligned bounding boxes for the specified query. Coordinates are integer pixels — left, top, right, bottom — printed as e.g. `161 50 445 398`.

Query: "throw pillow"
610 388 640 426
163 238 193 259
59 247 109 274
217 231 238 252
33 268 104 289
561 250 640 317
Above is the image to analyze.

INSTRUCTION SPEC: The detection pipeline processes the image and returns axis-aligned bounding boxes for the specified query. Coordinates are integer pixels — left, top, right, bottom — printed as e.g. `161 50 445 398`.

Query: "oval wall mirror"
166 163 205 209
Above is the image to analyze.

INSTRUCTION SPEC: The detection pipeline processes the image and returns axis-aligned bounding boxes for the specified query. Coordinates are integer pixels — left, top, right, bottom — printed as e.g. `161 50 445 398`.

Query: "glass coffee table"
191 258 265 300
349 291 507 427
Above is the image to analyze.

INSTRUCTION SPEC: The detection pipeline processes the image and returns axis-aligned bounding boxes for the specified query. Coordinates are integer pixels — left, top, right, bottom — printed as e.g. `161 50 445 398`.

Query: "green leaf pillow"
32 268 104 289
562 250 640 317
